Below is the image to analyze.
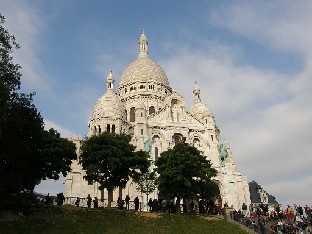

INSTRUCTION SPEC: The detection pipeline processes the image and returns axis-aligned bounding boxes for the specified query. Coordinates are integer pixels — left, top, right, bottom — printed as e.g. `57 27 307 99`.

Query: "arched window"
130 107 135 122
193 138 200 147
172 133 183 146
98 125 101 134
112 124 115 133
93 126 97 135
149 106 155 115
155 147 159 161
107 124 110 132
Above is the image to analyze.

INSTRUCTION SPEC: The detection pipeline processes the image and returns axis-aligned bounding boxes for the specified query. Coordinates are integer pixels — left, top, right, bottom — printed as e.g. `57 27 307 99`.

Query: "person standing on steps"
134 196 140 211
125 195 130 210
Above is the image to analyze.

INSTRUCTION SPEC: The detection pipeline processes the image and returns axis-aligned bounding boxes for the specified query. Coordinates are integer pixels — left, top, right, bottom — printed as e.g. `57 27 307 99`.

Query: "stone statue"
144 140 152 154
220 144 228 162
259 189 268 204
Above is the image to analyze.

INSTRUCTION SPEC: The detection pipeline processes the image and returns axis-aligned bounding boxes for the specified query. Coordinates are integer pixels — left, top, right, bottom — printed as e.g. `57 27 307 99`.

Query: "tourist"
87 194 92 208
152 199 158 212
134 196 139 211
93 197 98 208
125 194 130 210
45 193 51 205
242 202 247 216
117 197 122 210
161 199 167 212
56 193 65 205
148 198 153 212
190 200 195 213
75 197 80 207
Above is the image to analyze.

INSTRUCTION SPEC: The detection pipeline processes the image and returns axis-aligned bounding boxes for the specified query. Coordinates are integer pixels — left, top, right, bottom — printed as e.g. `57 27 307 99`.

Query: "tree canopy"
40 128 77 180
134 167 157 203
155 141 218 210
80 132 150 206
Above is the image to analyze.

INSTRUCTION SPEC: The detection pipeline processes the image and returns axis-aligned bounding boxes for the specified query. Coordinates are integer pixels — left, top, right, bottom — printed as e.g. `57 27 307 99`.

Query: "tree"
155 141 217 212
198 180 220 201
134 167 157 204
80 132 150 208
0 93 44 198
0 13 21 138
40 128 77 180
0 15 77 212
0 14 44 210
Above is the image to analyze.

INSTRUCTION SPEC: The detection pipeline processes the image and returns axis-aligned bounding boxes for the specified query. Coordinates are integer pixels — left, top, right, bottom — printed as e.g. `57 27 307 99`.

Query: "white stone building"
64 31 251 211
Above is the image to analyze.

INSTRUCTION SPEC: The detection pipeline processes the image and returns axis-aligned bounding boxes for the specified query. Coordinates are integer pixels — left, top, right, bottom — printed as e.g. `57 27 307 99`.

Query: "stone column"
224 207 234 221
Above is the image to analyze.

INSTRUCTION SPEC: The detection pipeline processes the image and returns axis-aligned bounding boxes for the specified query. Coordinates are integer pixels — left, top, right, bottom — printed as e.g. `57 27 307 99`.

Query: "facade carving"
64 31 251 210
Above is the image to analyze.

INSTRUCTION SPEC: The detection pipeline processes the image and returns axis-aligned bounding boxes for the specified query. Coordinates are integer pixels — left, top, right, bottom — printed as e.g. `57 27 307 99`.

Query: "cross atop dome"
139 29 148 57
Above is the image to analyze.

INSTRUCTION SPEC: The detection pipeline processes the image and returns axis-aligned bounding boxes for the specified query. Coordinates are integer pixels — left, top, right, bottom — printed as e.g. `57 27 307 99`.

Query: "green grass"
0 206 247 234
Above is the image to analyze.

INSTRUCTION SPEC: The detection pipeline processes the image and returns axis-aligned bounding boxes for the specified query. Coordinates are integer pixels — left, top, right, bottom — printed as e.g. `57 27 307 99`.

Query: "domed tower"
189 81 221 167
88 70 127 136
116 30 172 123
189 81 216 128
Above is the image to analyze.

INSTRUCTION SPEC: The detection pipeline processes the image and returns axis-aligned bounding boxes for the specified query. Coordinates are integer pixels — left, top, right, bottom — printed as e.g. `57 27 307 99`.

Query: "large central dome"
118 30 169 88
119 56 169 87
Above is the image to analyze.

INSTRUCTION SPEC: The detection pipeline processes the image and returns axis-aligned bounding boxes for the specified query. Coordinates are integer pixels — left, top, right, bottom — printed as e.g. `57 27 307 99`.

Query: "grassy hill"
0 205 247 234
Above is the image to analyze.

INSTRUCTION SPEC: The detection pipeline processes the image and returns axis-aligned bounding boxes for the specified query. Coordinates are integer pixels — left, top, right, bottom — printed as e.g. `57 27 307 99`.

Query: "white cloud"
163 35 312 206
209 1 312 56
1 0 52 93
44 119 77 138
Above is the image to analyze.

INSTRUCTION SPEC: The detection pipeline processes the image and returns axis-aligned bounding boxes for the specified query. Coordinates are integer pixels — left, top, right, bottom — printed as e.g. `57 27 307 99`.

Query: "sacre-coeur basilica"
64 31 251 211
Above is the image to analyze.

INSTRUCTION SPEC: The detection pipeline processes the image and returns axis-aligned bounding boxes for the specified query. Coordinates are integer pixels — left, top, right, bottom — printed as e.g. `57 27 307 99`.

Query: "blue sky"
2 0 312 208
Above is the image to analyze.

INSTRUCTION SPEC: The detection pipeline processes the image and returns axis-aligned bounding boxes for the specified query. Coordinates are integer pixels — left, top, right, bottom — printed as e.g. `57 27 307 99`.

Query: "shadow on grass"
0 206 247 234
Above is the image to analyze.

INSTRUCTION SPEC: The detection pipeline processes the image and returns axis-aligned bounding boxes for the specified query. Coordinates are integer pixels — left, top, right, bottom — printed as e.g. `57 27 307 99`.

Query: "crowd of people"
44 192 312 233
232 203 312 233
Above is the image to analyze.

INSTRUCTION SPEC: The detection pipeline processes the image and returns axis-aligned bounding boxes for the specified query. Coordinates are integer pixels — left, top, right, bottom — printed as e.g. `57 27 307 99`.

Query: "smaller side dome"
189 102 211 118
89 70 126 128
90 93 125 121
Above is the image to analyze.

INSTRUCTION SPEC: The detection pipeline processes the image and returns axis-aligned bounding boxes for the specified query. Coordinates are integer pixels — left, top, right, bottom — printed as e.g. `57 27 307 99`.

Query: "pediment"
147 104 204 128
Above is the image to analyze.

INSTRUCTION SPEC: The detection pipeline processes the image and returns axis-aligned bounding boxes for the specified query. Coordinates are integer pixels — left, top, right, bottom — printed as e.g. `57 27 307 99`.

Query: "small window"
141 129 143 135
98 125 101 134
141 112 143 117
107 124 110 132
155 147 159 161
112 124 115 133
93 126 97 135
149 106 155 115
130 107 135 122
211 135 214 141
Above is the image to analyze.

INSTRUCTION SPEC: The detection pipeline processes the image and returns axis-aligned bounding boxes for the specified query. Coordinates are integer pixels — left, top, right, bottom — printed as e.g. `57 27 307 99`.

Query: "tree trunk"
119 186 122 199
107 189 113 209
176 196 181 213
